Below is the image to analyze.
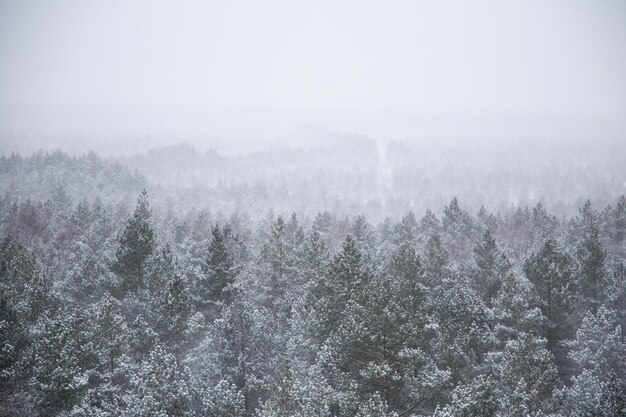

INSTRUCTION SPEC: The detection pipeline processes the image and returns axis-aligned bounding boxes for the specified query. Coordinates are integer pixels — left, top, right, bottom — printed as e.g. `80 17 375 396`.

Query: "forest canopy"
0 144 625 417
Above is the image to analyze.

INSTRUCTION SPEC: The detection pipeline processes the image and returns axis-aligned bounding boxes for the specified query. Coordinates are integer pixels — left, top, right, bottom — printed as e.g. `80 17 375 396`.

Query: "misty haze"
1 1 625 416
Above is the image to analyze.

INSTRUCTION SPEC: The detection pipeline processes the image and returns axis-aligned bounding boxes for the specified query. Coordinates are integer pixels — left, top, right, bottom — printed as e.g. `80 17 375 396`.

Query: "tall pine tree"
112 189 155 292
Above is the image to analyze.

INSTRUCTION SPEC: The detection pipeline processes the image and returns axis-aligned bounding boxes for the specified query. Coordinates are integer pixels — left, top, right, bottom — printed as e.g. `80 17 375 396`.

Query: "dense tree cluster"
0 152 625 416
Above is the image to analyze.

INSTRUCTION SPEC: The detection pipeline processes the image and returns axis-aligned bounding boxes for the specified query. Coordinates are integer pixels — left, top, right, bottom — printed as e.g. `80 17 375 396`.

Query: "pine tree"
432 375 498 417
351 214 376 267
190 294 274 415
157 273 192 363
94 295 127 377
564 306 626 416
0 296 21 386
257 359 296 417
442 197 474 257
386 242 426 315
65 253 110 305
612 195 626 243
259 216 296 316
321 271 445 414
285 212 304 247
31 311 98 416
142 243 176 296
577 222 606 312
199 379 245 417
0 236 55 391
477 206 498 233
424 233 448 286
564 369 626 417
112 189 155 291
313 235 369 343
492 272 543 344
127 345 193 417
433 281 492 385
300 230 329 283
419 209 440 243
442 197 473 237
353 393 398 417
393 211 418 245
567 306 626 380
523 239 575 351
298 373 332 417
493 333 559 417
577 200 597 235
201 224 236 309
606 262 626 344
531 202 558 243
473 230 510 308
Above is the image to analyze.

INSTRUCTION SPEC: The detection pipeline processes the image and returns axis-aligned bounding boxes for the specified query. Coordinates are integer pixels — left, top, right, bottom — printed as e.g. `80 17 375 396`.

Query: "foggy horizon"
2 0 626 151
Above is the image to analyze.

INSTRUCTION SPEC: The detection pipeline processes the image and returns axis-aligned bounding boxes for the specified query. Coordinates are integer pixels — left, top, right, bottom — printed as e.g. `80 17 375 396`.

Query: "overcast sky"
1 0 625 143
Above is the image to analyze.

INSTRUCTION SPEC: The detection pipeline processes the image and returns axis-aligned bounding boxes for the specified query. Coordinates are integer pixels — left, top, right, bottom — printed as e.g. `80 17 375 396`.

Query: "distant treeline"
1 138 625 221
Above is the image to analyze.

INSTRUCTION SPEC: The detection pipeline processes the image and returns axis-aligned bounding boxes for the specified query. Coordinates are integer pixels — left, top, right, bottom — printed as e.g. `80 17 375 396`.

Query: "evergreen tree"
297 373 333 417
442 197 473 238
492 272 543 344
157 273 192 363
31 311 98 416
564 369 626 417
321 271 445 415
387 242 425 299
127 313 158 363
257 359 296 417
432 375 498 417
531 202 558 243
351 214 376 267
442 197 474 257
606 262 626 343
313 235 369 343
127 345 193 417
577 200 597 236
300 230 329 285
477 206 498 233
492 333 559 417
199 379 245 417
473 230 510 308
577 222 606 312
142 243 176 296
0 237 42 382
94 295 127 377
432 281 492 385
419 209 440 243
0 296 20 386
567 306 626 380
353 393 398 417
72 295 129 417
523 239 575 352
112 189 155 291
0 236 55 395
201 224 236 309
393 211 418 245
64 253 110 305
564 306 626 416
612 195 626 243
190 294 274 415
424 233 448 286
259 216 295 316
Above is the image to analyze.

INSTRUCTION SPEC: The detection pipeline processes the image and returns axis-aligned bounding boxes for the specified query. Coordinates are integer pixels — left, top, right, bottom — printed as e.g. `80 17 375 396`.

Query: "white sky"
1 0 625 141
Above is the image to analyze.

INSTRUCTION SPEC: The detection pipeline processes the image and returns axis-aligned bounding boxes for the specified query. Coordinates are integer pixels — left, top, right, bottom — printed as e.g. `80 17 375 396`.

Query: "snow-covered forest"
2 0 626 415
0 143 625 416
